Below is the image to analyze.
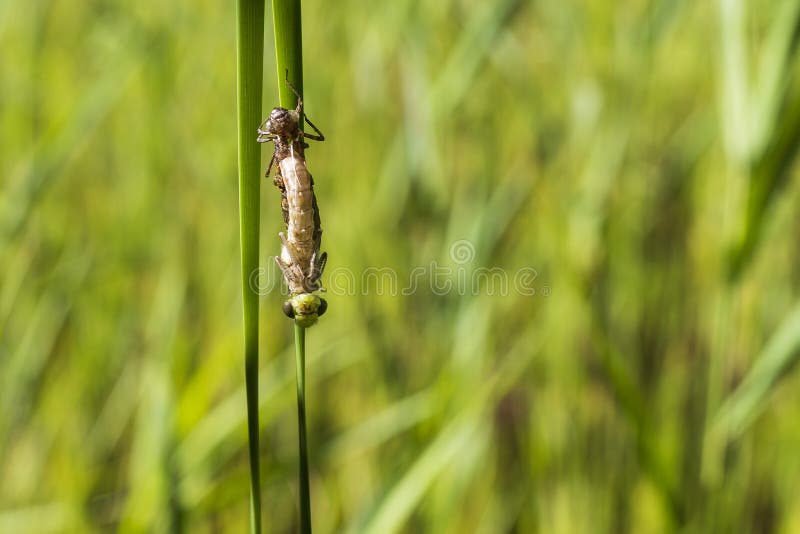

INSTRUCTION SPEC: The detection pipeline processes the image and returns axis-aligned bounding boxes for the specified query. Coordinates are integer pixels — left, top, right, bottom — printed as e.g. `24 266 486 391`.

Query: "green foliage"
272 0 304 111
712 302 800 440
2 0 800 533
294 323 312 534
236 0 266 532
270 3 315 530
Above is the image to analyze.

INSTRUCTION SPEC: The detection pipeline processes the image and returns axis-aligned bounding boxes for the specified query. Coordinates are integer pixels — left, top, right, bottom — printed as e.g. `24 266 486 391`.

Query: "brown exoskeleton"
257 75 328 324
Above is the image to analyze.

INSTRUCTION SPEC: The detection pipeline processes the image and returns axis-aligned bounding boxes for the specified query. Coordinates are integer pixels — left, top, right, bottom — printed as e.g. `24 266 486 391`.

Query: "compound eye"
318 298 328 317
271 107 287 120
282 300 295 318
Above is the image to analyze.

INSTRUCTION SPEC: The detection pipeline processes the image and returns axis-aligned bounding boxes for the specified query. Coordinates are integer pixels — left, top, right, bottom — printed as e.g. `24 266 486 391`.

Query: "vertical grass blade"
272 2 312 530
294 323 312 533
272 0 304 111
729 86 800 278
724 0 800 278
235 0 266 532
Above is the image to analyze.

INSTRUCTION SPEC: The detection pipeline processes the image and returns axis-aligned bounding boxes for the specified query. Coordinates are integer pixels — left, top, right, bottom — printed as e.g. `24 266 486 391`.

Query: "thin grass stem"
272 2 312 530
294 323 312 533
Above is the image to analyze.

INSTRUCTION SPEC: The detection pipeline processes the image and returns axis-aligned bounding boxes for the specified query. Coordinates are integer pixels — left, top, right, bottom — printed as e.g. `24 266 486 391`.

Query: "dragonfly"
257 75 328 326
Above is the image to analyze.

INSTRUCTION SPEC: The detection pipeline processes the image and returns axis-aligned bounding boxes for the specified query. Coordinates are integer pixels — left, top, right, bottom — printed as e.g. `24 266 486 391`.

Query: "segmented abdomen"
279 156 319 269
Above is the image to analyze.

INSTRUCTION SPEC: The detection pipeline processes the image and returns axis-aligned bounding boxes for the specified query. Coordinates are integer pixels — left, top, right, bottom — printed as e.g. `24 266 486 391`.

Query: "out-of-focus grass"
2 1 800 533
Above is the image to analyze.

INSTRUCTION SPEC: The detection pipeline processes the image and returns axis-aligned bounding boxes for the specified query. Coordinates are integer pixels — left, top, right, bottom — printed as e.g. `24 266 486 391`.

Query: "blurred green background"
3 0 800 532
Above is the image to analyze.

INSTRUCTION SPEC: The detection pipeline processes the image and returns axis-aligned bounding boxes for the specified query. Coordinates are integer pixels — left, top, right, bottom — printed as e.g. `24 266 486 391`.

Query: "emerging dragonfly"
257 75 328 327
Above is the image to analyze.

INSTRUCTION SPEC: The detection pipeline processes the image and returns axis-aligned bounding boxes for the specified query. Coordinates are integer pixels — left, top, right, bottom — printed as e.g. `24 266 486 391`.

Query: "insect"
257 75 328 326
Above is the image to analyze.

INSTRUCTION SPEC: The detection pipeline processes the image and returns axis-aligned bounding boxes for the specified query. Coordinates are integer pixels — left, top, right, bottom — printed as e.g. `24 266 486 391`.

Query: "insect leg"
275 255 289 274
283 69 324 142
284 71 304 112
276 248 305 294
312 251 328 279
306 251 327 292
257 112 275 140
257 113 272 131
306 251 318 280
302 115 324 142
265 154 276 178
275 256 297 289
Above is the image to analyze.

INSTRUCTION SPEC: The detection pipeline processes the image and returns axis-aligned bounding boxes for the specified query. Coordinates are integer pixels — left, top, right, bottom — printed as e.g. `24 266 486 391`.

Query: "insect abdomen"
279 156 317 264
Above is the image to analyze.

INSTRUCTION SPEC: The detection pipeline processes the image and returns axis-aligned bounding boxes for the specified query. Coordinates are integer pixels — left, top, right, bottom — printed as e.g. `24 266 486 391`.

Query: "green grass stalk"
294 323 312 533
272 1 313 530
272 0 304 112
235 0 266 532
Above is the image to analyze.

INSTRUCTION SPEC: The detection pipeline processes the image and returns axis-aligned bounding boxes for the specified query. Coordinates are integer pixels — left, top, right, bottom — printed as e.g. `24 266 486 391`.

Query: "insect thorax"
266 107 302 139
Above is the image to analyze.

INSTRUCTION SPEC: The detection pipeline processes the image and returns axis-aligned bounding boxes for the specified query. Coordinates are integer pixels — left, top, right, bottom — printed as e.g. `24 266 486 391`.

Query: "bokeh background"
3 0 800 532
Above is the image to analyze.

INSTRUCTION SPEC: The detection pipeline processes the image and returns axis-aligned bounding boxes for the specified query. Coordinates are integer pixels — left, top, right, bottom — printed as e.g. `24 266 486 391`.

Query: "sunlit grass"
235 0 266 531
271 1 314 530
1 1 800 533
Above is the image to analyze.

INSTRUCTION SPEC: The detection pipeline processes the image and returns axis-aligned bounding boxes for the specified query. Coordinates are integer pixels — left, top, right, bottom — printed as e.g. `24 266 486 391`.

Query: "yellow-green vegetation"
235 0 265 532
2 0 800 533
